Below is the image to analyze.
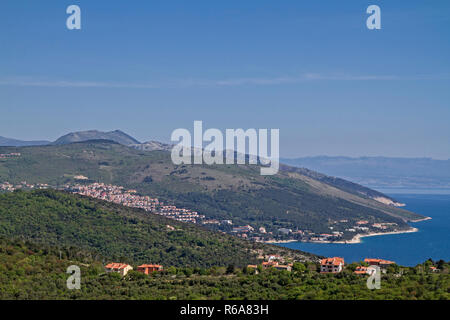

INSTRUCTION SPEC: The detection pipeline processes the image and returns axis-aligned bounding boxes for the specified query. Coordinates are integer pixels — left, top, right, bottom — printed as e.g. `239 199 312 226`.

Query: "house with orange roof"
262 261 278 269
354 266 368 274
429 266 439 272
320 257 344 273
137 264 163 275
354 266 377 275
364 258 395 268
104 263 133 276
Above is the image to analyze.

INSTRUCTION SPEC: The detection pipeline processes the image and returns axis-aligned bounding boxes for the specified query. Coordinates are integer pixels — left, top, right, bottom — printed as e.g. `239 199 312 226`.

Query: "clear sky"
1 0 449 158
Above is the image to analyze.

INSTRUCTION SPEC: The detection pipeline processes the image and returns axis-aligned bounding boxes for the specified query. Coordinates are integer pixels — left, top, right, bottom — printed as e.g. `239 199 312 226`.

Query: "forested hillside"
0 237 447 300
0 190 316 267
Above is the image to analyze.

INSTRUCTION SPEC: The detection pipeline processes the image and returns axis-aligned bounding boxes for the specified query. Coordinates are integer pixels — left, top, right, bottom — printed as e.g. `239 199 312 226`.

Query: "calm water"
277 194 450 266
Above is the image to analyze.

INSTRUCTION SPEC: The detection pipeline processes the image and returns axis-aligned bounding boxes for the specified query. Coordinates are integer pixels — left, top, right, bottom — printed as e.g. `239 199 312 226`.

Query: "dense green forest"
0 237 448 300
0 141 424 237
0 190 316 267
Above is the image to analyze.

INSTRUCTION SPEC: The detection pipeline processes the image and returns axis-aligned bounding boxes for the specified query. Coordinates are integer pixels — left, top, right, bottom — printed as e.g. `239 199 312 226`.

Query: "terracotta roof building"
354 266 377 275
137 264 163 275
320 257 344 273
364 258 395 268
105 263 133 276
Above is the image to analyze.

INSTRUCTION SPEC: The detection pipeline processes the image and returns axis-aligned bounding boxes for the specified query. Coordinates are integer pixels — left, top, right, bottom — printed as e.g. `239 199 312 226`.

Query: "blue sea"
276 194 450 266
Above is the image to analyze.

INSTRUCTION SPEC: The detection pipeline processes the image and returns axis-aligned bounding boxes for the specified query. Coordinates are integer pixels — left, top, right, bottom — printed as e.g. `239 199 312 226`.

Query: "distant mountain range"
3 130 447 191
281 156 450 190
0 130 174 152
0 136 50 147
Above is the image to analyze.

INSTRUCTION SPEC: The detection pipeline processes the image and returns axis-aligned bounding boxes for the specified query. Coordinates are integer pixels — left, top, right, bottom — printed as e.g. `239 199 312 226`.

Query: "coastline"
334 227 419 244
411 216 432 223
265 239 298 244
270 227 421 245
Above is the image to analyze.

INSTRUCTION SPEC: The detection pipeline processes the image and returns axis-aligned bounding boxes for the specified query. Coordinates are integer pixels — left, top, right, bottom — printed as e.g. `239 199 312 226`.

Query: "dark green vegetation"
0 190 315 267
0 141 424 237
0 237 448 300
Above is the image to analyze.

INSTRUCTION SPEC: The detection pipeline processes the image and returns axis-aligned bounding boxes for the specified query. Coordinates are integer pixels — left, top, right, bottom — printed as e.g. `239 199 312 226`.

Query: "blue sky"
0 0 449 158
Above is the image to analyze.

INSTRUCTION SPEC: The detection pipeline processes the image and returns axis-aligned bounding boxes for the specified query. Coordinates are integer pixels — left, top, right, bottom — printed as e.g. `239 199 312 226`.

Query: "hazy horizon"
1 1 449 159
1 128 450 161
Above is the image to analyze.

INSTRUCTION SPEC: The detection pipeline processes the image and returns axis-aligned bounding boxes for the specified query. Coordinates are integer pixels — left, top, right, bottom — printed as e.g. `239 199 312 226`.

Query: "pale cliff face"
373 196 405 207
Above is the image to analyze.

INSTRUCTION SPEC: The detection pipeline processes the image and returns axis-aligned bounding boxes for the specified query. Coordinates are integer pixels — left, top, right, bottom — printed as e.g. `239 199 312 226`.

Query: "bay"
276 194 450 266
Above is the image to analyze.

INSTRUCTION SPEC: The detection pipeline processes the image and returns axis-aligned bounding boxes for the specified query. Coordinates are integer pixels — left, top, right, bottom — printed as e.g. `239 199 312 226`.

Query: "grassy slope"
0 142 424 236
0 190 317 268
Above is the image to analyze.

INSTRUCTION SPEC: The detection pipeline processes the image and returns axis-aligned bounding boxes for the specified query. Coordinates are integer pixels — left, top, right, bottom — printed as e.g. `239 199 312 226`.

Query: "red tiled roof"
320 257 344 266
354 266 368 274
105 263 130 270
364 258 395 265
137 264 162 268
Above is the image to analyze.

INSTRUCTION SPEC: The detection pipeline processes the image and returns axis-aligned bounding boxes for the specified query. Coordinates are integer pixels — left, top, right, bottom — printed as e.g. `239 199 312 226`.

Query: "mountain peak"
53 130 141 146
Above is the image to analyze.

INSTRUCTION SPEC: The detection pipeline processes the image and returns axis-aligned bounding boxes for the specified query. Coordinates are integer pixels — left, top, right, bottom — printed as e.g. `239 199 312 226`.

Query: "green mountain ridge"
0 141 425 239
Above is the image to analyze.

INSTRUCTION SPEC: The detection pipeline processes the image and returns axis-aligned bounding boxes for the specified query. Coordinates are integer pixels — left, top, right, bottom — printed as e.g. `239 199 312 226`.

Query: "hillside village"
67 183 207 224
0 179 406 243
0 152 21 159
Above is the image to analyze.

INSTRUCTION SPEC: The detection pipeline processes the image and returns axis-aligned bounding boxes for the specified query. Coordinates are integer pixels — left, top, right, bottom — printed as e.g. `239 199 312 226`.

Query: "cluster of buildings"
201 219 233 226
225 219 400 243
319 257 396 274
105 255 398 277
372 222 398 230
70 183 159 211
68 183 207 224
0 152 21 159
232 225 254 233
0 182 15 192
248 254 293 272
344 220 398 233
246 255 397 274
287 220 400 243
104 262 163 277
0 181 49 192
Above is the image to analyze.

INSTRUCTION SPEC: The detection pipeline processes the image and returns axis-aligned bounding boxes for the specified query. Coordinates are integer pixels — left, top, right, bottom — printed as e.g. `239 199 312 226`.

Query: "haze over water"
277 194 450 266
